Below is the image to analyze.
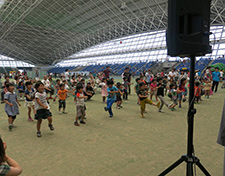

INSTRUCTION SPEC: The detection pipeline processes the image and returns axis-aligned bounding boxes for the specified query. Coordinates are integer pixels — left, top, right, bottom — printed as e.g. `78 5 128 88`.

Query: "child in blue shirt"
104 80 118 118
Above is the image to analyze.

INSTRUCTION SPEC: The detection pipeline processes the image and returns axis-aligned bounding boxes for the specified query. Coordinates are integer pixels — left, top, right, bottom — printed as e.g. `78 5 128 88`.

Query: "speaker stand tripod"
158 56 211 176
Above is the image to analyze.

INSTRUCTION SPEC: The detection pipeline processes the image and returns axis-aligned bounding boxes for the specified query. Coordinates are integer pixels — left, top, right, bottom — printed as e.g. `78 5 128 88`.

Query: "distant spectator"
212 67 220 93
64 69 70 83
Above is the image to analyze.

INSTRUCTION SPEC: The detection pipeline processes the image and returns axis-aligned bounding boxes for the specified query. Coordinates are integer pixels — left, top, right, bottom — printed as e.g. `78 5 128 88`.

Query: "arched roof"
0 0 224 65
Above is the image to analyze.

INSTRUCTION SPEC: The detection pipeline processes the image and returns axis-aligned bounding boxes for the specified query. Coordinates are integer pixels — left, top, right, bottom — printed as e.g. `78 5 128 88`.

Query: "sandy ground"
0 84 224 176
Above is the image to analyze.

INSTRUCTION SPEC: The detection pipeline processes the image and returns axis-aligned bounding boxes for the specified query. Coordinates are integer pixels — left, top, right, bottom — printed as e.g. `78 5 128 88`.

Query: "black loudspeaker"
167 0 212 57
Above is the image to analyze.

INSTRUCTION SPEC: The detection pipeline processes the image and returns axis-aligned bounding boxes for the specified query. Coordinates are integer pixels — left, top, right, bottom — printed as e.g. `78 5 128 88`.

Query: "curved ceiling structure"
0 0 224 65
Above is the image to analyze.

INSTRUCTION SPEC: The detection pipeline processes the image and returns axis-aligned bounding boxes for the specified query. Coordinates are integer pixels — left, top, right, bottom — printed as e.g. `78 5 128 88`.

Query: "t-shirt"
123 81 128 89
135 83 140 93
86 86 94 93
157 83 165 96
178 84 185 92
25 88 35 102
35 92 50 110
42 79 51 87
57 89 69 100
212 71 220 82
138 89 147 100
103 69 110 78
171 89 177 100
195 86 201 97
205 83 211 90
76 92 85 106
17 85 25 92
64 72 70 80
107 86 118 100
150 83 157 91
0 164 10 176
117 88 124 97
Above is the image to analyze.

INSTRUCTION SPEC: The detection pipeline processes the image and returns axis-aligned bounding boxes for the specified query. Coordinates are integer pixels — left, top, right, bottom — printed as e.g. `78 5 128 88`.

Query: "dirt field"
0 83 224 176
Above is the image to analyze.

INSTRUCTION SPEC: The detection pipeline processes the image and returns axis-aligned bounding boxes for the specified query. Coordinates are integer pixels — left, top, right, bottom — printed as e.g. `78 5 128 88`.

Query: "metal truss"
0 0 224 65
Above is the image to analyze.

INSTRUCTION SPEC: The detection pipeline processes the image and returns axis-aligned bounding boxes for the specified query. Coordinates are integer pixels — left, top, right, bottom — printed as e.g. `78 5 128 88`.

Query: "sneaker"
83 117 87 119
74 121 80 126
109 115 113 118
171 108 175 111
37 131 41 137
80 120 86 124
48 124 54 131
53 98 56 102
158 109 164 113
8 124 13 131
12 124 17 128
28 118 34 122
58 111 62 114
144 111 147 113
157 101 161 108
117 106 120 109
62 111 67 114
120 105 123 108
168 103 173 109
104 107 108 111
140 115 145 118
183 98 186 102
179 105 182 108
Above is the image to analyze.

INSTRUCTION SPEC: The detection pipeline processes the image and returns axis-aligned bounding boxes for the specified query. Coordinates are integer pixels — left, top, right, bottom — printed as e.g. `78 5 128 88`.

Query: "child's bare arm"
36 98 48 109
5 100 13 106
78 95 88 99
16 98 21 106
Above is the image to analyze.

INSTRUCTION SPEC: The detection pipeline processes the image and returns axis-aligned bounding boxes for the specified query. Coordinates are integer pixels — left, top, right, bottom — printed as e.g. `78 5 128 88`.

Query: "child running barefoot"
74 85 88 126
138 82 160 118
34 81 54 137
24 81 35 122
57 84 73 114
4 83 21 131
104 80 118 118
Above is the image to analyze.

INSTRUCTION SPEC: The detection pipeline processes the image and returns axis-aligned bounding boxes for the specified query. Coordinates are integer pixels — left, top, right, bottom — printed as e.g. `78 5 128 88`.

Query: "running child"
138 82 160 118
156 78 172 113
53 79 60 102
99 78 108 103
24 81 35 122
123 77 131 100
4 83 21 131
204 79 211 98
17 81 25 100
34 81 54 137
116 82 124 109
194 82 201 103
170 84 178 111
150 79 158 101
134 78 141 104
57 84 73 114
104 80 118 118
74 85 87 126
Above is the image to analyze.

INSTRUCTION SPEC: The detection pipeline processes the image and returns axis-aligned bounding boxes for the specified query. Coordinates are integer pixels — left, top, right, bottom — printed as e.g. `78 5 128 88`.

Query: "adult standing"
64 69 70 84
212 67 220 93
168 68 176 80
145 69 153 85
103 66 111 79
42 75 54 99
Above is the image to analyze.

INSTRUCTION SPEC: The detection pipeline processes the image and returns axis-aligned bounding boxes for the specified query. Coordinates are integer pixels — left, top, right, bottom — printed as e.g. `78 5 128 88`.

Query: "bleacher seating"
176 58 211 71
211 57 225 65
48 66 76 74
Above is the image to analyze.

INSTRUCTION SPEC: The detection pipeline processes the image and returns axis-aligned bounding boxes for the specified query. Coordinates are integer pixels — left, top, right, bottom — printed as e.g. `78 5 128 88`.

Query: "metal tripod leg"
158 156 185 176
196 159 211 176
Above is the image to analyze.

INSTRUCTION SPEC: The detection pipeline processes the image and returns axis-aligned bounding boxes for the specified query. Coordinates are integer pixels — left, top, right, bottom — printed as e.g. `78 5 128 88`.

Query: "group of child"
1 71 215 137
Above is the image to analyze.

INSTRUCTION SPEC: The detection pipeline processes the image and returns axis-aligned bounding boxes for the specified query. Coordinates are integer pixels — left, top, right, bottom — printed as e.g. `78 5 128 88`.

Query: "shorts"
140 98 153 111
25 101 35 108
116 96 122 102
35 109 52 120
173 99 178 105
7 115 16 119
77 106 85 118
59 100 66 109
150 90 156 95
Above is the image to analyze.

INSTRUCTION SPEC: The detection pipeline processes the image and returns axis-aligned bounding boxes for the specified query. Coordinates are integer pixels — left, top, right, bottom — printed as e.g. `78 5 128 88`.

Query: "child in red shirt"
194 82 201 103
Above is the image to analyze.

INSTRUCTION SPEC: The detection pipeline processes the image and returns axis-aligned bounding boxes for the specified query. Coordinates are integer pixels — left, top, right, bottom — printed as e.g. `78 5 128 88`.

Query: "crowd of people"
0 65 223 175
